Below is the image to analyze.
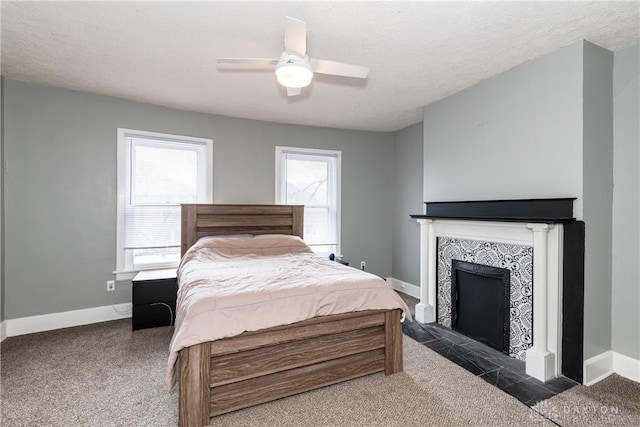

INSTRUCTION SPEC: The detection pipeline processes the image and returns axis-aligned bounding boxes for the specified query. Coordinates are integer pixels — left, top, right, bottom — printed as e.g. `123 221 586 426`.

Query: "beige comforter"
166 234 411 388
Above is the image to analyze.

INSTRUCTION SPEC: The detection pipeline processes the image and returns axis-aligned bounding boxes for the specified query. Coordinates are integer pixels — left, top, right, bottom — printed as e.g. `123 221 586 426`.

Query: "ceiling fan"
216 16 369 97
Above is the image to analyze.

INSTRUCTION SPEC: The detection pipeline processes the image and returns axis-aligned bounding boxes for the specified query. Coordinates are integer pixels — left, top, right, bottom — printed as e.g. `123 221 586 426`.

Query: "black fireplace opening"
451 260 511 355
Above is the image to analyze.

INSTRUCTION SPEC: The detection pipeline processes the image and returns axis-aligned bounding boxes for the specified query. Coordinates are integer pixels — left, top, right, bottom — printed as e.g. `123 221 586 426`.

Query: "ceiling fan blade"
287 87 302 97
216 57 278 68
284 16 306 56
310 59 369 79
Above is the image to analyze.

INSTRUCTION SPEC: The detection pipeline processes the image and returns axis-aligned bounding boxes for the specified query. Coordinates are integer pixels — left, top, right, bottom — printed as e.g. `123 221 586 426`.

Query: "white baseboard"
584 351 614 385
0 320 6 342
4 303 132 338
387 277 420 299
613 351 640 383
584 350 640 385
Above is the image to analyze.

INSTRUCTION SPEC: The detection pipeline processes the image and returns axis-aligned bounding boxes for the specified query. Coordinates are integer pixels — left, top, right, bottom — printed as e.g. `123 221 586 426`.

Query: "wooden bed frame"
178 204 403 427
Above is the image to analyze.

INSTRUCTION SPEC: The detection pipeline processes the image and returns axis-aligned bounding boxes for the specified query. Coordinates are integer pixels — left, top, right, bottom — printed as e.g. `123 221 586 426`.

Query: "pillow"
196 234 253 243
253 234 300 240
252 234 309 250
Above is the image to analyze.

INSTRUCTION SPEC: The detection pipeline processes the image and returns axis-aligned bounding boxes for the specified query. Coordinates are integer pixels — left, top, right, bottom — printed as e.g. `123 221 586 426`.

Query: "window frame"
115 128 213 280
275 146 342 256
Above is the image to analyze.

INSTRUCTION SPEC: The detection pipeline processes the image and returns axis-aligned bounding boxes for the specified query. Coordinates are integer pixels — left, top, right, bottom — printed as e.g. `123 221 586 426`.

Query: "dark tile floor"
402 319 578 406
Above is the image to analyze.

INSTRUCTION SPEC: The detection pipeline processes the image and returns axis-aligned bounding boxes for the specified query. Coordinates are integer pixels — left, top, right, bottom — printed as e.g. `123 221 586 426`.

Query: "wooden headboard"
181 204 304 256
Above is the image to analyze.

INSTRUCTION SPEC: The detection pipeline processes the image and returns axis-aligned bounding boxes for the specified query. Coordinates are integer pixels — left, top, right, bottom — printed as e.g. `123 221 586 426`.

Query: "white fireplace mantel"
415 218 563 382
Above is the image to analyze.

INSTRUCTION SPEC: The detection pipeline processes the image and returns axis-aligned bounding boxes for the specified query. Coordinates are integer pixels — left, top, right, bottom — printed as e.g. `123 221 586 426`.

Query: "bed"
171 204 408 427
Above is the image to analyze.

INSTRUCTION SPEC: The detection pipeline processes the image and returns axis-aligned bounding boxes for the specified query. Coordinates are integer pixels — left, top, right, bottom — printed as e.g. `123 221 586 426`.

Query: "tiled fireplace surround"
436 236 533 361
414 211 568 383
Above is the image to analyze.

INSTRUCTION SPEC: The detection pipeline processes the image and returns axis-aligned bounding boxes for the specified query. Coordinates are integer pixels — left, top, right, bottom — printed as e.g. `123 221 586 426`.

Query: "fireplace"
450 260 510 354
411 198 585 384
437 236 533 360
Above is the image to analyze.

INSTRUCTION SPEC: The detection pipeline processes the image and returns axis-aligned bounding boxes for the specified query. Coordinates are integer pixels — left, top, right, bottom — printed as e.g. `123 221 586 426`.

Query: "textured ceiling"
2 1 639 132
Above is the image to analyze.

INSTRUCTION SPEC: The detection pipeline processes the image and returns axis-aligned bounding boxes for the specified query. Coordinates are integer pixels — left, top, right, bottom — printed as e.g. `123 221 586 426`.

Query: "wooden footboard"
178 309 403 427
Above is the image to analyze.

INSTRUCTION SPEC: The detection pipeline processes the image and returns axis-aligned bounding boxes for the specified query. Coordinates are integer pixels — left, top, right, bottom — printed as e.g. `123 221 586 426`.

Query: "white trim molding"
613 352 640 383
525 223 556 381
0 321 6 342
584 351 614 385
387 277 420 299
4 304 132 338
415 219 436 323
415 218 563 382
584 351 640 385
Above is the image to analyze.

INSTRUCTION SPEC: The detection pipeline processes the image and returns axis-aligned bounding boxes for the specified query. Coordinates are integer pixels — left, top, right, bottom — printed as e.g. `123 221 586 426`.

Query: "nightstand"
132 268 177 331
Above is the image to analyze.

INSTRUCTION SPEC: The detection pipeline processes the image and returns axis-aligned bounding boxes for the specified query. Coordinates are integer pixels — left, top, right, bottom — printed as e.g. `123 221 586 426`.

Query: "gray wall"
1 76 4 323
422 40 627 363
392 122 423 285
582 42 614 360
423 42 584 219
612 43 640 360
3 79 393 319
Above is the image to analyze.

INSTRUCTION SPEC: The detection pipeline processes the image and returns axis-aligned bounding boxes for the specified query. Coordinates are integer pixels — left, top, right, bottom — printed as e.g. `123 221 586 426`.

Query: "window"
116 129 212 278
275 146 341 256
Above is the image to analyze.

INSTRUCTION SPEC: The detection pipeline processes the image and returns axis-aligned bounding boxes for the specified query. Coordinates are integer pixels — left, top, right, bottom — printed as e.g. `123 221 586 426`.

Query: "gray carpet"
533 374 640 426
1 319 637 426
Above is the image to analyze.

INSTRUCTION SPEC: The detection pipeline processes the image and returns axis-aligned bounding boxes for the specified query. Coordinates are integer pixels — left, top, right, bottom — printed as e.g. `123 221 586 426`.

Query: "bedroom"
1 1 639 426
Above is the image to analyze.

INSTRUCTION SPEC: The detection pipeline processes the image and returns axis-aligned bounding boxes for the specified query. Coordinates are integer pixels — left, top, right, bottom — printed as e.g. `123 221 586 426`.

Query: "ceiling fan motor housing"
276 52 314 88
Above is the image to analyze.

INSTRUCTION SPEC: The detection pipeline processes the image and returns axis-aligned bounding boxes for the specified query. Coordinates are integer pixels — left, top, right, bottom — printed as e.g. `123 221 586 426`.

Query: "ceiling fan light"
276 64 313 88
276 52 313 88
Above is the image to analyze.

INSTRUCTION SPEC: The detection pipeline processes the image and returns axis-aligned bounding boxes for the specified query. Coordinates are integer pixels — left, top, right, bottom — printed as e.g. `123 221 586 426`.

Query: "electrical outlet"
106 280 115 292
360 261 366 271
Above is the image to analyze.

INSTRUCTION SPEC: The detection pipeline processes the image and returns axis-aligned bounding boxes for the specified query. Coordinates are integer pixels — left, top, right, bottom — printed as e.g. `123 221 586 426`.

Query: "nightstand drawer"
132 269 178 330
132 303 176 330
133 279 177 305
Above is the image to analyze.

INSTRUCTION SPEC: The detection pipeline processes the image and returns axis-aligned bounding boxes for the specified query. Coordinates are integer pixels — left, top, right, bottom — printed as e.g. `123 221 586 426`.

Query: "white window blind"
276 146 341 256
117 129 212 277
